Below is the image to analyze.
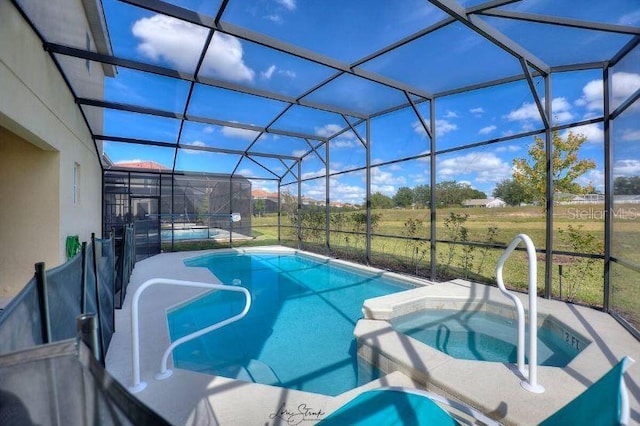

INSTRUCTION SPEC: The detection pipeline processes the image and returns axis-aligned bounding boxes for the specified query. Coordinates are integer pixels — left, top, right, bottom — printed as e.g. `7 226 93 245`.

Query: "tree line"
371 181 486 209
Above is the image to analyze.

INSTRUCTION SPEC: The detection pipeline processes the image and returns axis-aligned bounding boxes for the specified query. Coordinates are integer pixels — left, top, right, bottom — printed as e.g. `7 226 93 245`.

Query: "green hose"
66 235 81 260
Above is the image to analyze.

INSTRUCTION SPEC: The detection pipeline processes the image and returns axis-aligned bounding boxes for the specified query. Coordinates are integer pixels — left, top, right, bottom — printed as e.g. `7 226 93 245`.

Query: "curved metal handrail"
496 234 544 393
128 278 251 393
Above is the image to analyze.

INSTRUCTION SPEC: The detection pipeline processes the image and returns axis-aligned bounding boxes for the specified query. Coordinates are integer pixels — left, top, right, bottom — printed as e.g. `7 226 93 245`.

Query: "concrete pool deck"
105 247 640 425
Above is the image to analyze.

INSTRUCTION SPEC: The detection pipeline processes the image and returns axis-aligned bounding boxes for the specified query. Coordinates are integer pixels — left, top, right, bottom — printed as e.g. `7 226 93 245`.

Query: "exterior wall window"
73 162 80 205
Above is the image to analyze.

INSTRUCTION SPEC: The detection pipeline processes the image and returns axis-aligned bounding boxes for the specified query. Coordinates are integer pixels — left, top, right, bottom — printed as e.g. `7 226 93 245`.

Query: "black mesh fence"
46 252 84 343
95 237 115 353
113 225 135 309
0 277 43 356
0 339 169 425
0 233 134 359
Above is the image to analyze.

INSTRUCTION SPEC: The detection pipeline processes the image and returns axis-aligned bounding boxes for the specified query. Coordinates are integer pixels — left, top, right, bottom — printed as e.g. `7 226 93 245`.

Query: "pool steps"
128 278 251 393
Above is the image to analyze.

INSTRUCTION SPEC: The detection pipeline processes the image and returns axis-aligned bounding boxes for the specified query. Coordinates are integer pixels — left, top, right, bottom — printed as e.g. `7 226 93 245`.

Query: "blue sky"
98 0 640 204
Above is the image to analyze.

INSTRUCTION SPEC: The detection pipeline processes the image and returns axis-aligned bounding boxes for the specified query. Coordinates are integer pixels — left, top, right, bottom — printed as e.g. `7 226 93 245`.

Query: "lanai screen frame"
11 0 640 339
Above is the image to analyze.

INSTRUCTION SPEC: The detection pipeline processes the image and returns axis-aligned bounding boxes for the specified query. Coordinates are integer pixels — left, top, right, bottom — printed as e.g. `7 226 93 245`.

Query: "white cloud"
575 72 640 111
203 126 215 134
328 179 366 204
301 168 325 179
183 140 208 154
554 111 575 122
435 119 457 136
618 9 640 26
505 102 540 121
330 139 356 149
292 149 307 157
505 97 573 123
261 65 276 79
371 167 406 186
479 125 497 135
552 97 571 112
564 123 604 144
265 14 283 23
575 79 603 111
315 124 344 138
494 145 521 153
438 152 512 184
470 107 485 115
412 119 457 137
613 159 640 177
444 110 458 118
132 15 254 83
411 175 428 184
221 126 260 141
412 120 429 136
551 98 574 122
367 168 406 196
237 168 254 176
276 0 296 11
258 66 296 80
576 169 604 191
622 129 640 142
612 72 640 106
279 69 297 78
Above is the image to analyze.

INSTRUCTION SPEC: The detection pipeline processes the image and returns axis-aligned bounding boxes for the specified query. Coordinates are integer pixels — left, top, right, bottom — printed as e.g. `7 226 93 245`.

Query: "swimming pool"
391 308 582 366
160 228 219 241
167 252 414 396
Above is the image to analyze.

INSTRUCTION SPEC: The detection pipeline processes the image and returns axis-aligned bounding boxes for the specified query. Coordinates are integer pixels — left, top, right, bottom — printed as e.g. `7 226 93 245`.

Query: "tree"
614 176 640 195
493 178 530 206
393 187 414 208
370 192 393 209
512 131 596 206
413 185 431 208
253 199 265 216
435 181 486 207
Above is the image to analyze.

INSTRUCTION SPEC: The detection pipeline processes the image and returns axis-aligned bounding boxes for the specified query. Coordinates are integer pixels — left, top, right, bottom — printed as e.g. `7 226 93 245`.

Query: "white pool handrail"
128 278 251 393
496 234 545 394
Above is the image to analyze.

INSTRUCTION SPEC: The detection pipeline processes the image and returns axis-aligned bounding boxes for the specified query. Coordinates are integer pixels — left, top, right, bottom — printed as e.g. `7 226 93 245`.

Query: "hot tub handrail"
128 278 251 393
496 233 544 394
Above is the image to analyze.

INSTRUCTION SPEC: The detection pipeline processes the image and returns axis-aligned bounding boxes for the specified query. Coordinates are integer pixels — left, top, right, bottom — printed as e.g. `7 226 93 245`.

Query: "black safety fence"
0 224 136 360
114 224 135 309
0 338 169 425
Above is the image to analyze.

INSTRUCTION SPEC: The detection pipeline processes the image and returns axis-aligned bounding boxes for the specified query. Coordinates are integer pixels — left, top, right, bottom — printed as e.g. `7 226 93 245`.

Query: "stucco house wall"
0 0 107 298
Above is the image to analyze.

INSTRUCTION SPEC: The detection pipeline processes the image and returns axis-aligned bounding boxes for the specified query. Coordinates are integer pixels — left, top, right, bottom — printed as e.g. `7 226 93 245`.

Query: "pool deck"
105 247 640 425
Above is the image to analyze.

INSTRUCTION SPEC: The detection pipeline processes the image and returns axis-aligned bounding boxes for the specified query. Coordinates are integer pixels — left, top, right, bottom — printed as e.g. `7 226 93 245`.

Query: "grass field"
165 203 640 328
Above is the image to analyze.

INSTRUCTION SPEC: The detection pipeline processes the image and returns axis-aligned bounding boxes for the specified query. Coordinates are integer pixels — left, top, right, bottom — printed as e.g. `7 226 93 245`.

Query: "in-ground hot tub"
355 279 593 416
389 302 585 367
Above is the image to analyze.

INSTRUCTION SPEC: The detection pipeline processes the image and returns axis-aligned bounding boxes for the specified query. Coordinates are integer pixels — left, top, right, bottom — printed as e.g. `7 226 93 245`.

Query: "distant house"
252 189 279 214
462 198 506 208
614 195 640 204
112 160 169 171
558 193 605 205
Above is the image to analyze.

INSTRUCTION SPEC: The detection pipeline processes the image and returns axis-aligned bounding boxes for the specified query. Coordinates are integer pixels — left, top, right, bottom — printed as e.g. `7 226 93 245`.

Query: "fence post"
91 233 105 364
34 262 51 344
77 313 101 362
81 242 87 313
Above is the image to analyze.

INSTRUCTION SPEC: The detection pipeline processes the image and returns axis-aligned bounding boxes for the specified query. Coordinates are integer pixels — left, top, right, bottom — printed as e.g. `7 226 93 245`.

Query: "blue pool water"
168 252 410 395
161 228 219 241
391 309 581 366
